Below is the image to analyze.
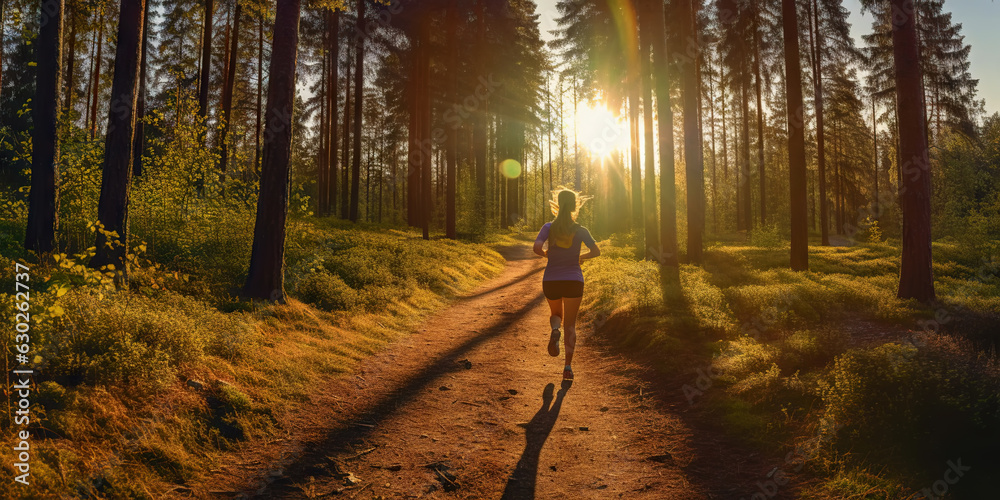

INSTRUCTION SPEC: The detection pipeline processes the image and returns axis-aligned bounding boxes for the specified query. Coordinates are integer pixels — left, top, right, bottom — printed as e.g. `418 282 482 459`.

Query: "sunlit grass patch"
1 221 504 497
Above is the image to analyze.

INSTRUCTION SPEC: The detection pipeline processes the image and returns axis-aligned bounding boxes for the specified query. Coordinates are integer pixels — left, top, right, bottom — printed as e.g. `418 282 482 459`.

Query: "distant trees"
217 0 241 179
198 0 214 121
1 0 988 304
26 0 64 254
242 0 301 302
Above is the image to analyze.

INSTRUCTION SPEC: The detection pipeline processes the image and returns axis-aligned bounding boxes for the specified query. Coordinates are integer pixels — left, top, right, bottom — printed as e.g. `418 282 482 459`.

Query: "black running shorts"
542 280 584 300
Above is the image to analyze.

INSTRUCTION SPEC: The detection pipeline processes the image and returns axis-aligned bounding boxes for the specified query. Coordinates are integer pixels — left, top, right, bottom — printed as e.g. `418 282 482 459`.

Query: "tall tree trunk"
739 71 752 233
417 13 432 239
873 97 879 221
341 40 352 219
89 14 104 140
753 12 766 227
472 0 488 228
132 0 150 178
326 9 340 216
317 37 328 215
91 0 146 275
198 0 215 120
783 0 808 271
406 54 418 227
680 0 705 263
349 0 364 223
26 0 64 254
219 1 241 181
255 14 263 175
721 64 728 189
639 1 658 260
628 90 642 235
652 0 677 267
809 0 829 245
63 2 76 116
242 0 301 302
708 52 718 234
445 0 458 239
0 0 5 115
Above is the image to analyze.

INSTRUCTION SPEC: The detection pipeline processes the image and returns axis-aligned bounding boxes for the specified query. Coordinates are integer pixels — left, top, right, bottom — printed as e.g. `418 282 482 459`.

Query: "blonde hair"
549 188 591 248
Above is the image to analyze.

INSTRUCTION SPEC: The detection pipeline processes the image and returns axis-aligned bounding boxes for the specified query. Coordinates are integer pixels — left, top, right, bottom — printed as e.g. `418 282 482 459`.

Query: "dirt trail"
200 244 806 499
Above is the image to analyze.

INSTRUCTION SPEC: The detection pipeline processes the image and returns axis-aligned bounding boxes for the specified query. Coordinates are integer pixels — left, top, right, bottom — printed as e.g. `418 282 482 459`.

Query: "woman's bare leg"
546 298 563 328
561 296 582 373
546 298 563 356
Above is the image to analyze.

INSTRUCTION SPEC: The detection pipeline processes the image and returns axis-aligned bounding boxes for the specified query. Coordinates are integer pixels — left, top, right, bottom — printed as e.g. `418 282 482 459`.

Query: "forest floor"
192 243 825 499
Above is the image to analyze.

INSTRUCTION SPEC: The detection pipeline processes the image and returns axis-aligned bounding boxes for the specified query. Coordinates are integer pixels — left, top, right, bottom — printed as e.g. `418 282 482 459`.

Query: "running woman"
533 188 601 380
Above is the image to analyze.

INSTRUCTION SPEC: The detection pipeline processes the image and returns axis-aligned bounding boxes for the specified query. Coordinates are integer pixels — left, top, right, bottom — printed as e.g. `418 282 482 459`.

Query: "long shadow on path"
500 380 573 500
250 283 546 497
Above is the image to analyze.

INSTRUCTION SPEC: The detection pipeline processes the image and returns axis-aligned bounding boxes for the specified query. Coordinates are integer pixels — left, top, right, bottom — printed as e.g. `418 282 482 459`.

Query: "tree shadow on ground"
500 380 573 500
248 288 546 497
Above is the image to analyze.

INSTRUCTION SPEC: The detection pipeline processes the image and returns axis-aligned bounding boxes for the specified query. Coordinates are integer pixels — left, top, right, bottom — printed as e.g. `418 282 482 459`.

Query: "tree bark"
708 51 718 234
198 0 215 120
219 1 241 181
317 34 328 214
0 0 5 115
326 9 340 216
91 0 145 275
739 69 752 233
652 0 677 268
255 14 263 175
445 0 458 239
89 14 103 140
783 0 808 271
639 0 658 260
753 9 766 227
472 0 488 229
341 40 352 219
349 0 364 222
873 97 879 221
132 0 150 178
809 0 830 245
890 0 935 303
63 2 76 116
680 0 705 263
26 0 64 254
242 0 301 302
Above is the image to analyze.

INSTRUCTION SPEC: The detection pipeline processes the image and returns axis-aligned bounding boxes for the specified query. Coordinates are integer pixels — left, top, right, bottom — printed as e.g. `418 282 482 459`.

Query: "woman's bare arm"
579 244 600 264
534 240 547 257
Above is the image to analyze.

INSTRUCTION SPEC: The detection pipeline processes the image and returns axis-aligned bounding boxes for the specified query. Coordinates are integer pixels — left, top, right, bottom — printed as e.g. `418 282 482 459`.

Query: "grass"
583 233 1000 498
1 217 506 498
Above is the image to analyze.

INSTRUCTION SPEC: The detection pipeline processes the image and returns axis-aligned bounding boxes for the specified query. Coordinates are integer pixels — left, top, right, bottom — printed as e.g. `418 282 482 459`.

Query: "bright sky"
535 0 1000 116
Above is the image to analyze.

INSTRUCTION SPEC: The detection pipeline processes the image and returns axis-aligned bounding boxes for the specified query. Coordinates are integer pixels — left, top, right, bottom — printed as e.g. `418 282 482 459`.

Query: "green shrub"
821 335 1000 469
295 271 358 311
777 329 850 373
749 223 783 248
34 290 254 389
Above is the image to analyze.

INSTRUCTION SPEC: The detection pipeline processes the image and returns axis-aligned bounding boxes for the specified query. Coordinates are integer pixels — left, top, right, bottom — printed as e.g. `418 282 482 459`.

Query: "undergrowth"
1 218 505 497
583 236 1000 498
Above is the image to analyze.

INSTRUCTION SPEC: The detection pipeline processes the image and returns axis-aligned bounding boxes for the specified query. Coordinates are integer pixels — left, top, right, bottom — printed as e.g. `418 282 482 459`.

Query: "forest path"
206 244 806 499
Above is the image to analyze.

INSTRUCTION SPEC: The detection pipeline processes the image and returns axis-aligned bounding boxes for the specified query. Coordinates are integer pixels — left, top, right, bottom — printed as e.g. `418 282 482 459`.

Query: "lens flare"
500 159 522 179
577 103 628 157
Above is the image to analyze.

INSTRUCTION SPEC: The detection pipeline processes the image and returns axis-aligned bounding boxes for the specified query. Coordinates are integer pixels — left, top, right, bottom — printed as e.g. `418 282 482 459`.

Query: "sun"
575 102 629 158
